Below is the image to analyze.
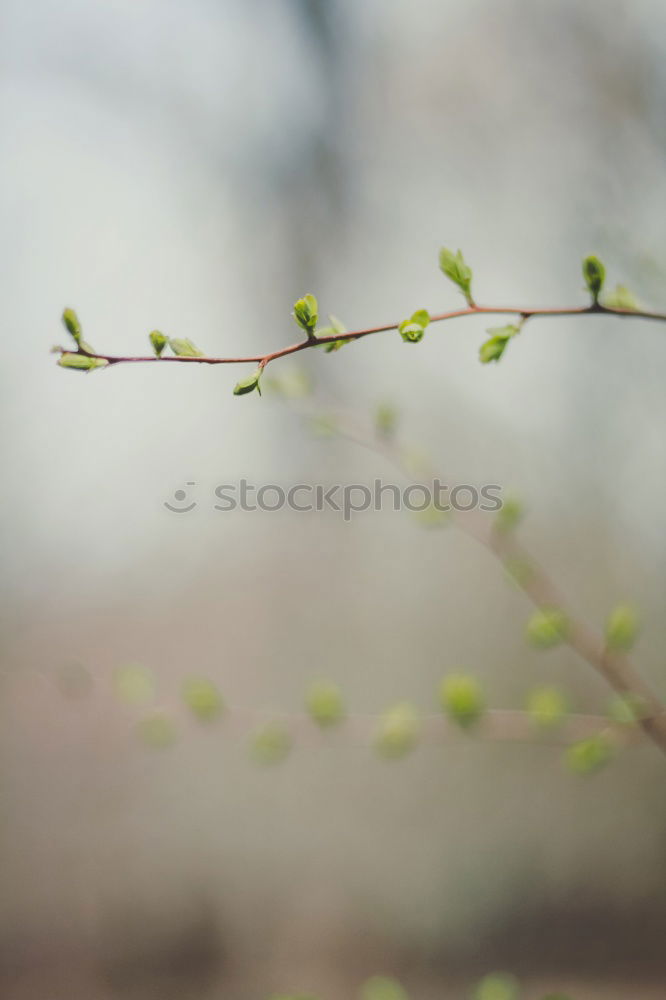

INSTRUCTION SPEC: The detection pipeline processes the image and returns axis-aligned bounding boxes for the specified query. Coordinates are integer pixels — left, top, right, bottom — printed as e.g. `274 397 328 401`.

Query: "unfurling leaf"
233 366 263 396
399 309 430 344
57 352 108 371
438 247 474 304
582 255 606 303
149 330 168 357
62 307 82 343
169 337 204 357
438 674 485 729
526 686 568 729
603 284 639 311
526 608 568 649
565 733 614 775
316 314 348 352
182 677 225 722
293 293 319 335
305 680 345 727
605 604 639 651
374 702 420 759
479 325 520 364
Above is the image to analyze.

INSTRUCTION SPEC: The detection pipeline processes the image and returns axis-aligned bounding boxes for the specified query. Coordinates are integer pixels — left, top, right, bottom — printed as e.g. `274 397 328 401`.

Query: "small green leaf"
603 284 638 311
305 680 345 728
233 366 263 396
526 686 568 729
605 604 639 652
149 330 168 357
251 723 291 765
607 692 647 727
360 975 409 1000
376 402 398 439
374 702 420 759
472 973 519 1000
526 608 568 649
438 674 485 729
582 255 606 303
182 677 225 722
169 337 204 357
57 352 108 371
293 293 319 335
479 325 520 364
137 711 178 749
494 496 523 532
62 307 82 343
565 733 614 775
398 309 430 344
113 664 155 706
439 247 474 304
317 314 348 352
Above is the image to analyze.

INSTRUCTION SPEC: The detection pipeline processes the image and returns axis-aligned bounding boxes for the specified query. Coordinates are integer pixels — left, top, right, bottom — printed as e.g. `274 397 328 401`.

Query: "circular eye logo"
164 482 197 513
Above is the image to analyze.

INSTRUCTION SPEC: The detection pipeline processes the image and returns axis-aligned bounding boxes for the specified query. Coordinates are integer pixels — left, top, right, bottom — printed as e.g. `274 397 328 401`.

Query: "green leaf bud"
603 284 639 311
565 733 614 775
525 608 568 649
57 352 108 371
582 255 606 303
605 604 639 652
251 722 291 765
439 247 474 304
233 366 263 396
525 686 568 729
149 330 168 357
606 692 648 727
62 307 82 344
169 337 204 357
305 680 345 727
438 674 485 729
479 325 520 364
293 293 319 335
374 701 420 759
182 677 225 722
398 309 430 344
316 314 348 352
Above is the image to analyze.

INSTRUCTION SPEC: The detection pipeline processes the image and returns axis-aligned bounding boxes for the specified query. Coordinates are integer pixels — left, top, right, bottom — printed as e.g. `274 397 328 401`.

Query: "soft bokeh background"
1 1 666 997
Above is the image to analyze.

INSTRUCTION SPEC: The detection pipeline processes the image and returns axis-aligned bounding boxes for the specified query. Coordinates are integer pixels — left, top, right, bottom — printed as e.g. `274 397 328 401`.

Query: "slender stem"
64 302 666 371
293 405 666 756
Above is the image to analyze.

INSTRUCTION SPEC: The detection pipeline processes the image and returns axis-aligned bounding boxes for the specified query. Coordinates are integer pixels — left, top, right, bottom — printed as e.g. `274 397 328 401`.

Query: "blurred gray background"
1 1 666 997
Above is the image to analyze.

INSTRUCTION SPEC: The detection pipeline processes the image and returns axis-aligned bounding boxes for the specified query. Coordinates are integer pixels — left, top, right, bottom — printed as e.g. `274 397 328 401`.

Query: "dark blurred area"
1 1 666 997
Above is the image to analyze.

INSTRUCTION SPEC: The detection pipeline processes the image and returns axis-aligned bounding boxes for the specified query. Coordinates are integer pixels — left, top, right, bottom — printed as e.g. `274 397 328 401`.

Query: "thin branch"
286 403 666 757
60 302 666 372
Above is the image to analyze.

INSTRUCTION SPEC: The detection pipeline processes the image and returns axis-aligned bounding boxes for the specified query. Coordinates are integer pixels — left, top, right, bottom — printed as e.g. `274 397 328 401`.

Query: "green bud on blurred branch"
305 680 345 728
565 733 614 775
525 608 568 649
374 702 420 759
525 686 568 729
62 307 82 343
182 677 225 722
439 247 474 304
149 330 168 357
479 325 520 364
605 604 639 652
398 309 430 344
251 722 292 765
316 314 348 352
582 255 605 303
603 284 638 311
607 692 647 727
438 674 485 729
